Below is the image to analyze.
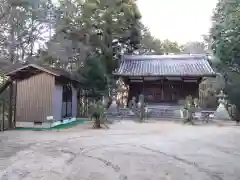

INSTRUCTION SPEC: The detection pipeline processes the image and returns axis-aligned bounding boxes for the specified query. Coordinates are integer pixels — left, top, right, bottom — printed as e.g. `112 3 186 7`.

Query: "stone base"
215 103 231 121
16 117 77 128
51 118 76 127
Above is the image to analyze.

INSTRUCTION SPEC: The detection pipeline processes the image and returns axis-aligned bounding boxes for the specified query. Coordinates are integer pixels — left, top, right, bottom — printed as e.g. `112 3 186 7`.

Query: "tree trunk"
2 102 5 131
9 25 15 63
95 116 101 129
30 10 34 56
0 103 4 131
93 114 101 129
236 112 240 124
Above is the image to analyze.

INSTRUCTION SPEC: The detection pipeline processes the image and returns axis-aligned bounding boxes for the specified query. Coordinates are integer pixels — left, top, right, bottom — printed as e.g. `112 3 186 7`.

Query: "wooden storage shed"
5 62 81 128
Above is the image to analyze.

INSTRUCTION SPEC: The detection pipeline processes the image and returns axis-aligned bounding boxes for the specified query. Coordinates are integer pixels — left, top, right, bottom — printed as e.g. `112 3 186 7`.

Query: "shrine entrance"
143 81 184 103
128 79 199 104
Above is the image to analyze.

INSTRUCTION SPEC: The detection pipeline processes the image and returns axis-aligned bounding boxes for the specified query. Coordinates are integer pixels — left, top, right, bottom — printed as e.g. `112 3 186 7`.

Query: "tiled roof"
114 54 216 77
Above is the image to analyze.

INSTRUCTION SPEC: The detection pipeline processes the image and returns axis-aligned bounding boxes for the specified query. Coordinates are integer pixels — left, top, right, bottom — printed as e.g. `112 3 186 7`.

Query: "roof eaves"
6 64 60 77
29 64 60 76
113 72 217 77
122 54 207 61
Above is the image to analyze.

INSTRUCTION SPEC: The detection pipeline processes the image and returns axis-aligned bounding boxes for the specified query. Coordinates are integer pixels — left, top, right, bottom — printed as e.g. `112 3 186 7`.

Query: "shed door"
62 84 72 118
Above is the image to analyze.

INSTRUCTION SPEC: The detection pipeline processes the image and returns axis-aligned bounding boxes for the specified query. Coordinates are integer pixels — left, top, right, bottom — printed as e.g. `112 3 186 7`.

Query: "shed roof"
114 54 216 77
3 60 82 83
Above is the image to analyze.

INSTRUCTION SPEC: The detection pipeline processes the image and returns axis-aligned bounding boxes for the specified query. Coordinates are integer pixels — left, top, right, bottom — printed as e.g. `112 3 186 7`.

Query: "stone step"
107 105 183 120
148 112 180 116
107 115 182 121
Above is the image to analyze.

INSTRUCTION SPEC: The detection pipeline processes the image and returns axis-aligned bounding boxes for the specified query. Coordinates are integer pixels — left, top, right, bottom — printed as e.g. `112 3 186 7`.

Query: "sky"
137 0 218 44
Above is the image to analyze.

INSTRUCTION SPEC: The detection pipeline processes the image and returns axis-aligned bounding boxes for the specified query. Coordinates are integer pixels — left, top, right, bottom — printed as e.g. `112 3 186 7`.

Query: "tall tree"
0 0 55 63
210 0 240 114
182 41 206 54
37 0 142 96
162 39 182 54
202 34 213 54
136 25 163 54
47 0 142 75
79 53 108 97
210 0 240 69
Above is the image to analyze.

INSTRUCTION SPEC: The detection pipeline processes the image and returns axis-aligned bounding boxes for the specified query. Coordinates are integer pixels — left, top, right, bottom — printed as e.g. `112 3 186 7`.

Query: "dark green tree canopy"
210 0 240 68
0 0 187 98
182 41 206 54
210 0 240 113
162 39 182 54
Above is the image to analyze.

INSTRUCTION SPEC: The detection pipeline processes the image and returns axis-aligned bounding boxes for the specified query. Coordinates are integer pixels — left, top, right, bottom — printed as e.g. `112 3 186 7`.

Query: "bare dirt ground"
0 121 240 180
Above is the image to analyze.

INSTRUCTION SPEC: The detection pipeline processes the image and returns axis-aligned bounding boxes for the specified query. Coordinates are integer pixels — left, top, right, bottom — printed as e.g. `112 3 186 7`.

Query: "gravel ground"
0 121 240 180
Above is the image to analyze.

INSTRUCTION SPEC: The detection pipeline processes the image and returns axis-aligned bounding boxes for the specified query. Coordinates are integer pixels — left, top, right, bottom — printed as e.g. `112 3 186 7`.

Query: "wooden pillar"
142 77 145 96
2 101 5 131
197 77 202 99
8 82 13 129
127 83 131 107
161 79 164 101
182 80 185 98
0 103 3 131
13 81 17 128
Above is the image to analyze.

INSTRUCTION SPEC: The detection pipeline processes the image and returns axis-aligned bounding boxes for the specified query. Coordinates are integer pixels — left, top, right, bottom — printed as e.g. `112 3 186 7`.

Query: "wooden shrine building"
113 54 216 104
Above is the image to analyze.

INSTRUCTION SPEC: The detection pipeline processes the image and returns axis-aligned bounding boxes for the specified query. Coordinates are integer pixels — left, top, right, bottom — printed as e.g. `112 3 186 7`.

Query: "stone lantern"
215 90 231 120
216 90 227 105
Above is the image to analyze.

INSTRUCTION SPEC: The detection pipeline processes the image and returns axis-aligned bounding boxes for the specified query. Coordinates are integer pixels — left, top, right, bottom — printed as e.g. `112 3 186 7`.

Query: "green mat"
15 119 86 131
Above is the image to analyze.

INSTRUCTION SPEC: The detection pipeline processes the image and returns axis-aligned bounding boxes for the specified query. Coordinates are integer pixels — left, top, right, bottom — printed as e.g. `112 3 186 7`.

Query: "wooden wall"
16 72 55 123
128 80 199 103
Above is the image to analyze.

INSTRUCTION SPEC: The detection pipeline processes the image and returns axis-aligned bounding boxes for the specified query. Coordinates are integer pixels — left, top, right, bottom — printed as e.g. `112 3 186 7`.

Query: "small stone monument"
102 96 107 107
215 90 231 120
107 96 120 115
137 94 146 122
128 97 136 115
